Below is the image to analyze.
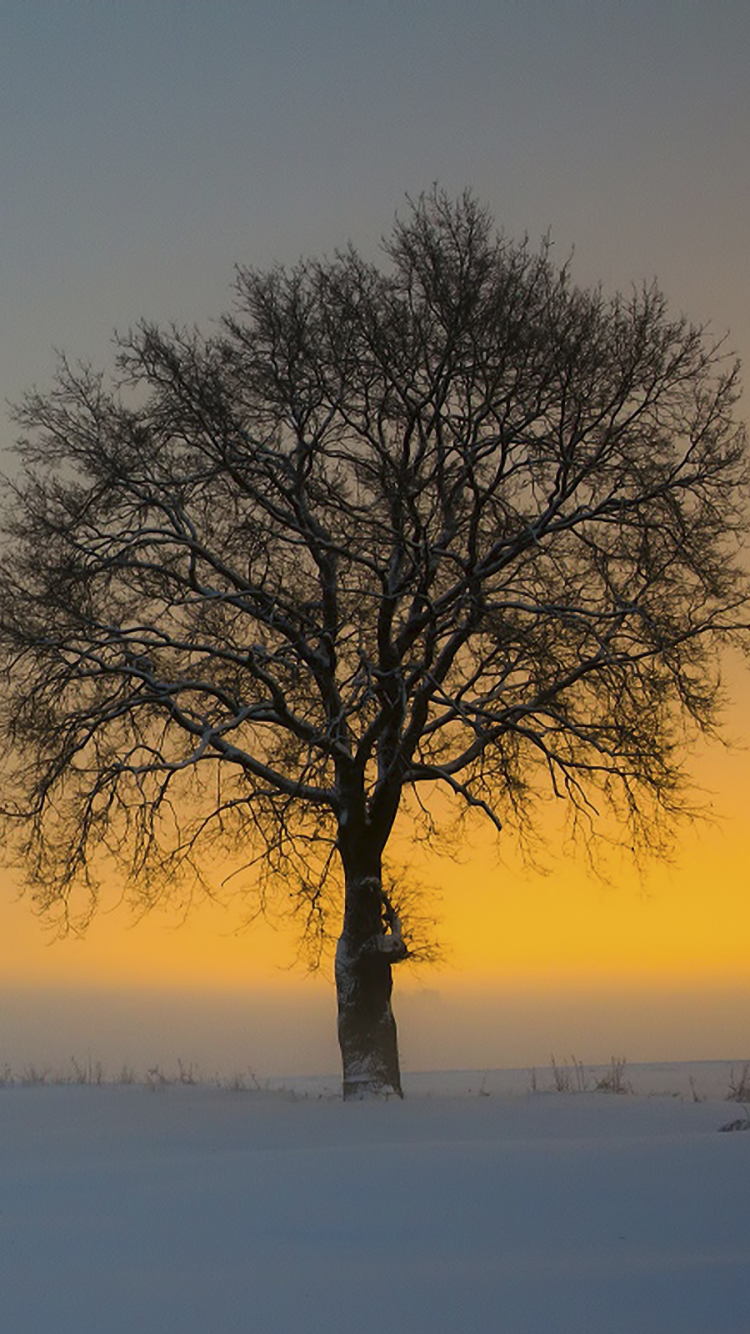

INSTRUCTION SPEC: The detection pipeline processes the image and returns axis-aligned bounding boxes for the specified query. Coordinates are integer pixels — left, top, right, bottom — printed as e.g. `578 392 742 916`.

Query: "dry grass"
532 1056 630 1095
0 1058 282 1093
726 1062 750 1103
595 1057 631 1095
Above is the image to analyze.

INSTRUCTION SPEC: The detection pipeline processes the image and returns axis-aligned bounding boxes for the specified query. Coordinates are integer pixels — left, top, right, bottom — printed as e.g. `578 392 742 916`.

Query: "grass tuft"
726 1062 750 1103
595 1057 631 1095
531 1056 631 1096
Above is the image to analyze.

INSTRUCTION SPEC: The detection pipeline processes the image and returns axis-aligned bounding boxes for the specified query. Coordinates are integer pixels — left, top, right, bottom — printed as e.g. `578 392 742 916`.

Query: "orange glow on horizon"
1 683 748 1000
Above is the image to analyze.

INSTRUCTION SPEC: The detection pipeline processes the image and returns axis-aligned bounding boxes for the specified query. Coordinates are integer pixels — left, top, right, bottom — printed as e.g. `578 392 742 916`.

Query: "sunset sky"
0 0 749 1076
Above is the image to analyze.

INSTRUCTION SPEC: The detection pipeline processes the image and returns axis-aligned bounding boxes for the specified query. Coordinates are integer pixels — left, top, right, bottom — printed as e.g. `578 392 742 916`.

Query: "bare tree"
0 190 746 1097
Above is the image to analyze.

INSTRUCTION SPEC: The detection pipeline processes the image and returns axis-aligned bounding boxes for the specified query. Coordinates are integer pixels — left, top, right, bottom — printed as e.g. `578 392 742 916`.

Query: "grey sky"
1 1 748 437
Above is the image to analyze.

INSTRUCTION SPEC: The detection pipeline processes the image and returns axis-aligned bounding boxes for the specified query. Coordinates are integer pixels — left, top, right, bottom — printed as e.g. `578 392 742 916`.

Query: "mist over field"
3 984 750 1081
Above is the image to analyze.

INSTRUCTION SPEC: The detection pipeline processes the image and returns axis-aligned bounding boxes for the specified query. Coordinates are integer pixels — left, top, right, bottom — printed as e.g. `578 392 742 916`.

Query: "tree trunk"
335 853 407 1100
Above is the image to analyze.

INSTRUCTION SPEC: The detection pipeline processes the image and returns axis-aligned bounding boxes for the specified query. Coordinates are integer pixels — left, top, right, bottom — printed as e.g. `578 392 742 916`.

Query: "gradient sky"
0 0 749 1074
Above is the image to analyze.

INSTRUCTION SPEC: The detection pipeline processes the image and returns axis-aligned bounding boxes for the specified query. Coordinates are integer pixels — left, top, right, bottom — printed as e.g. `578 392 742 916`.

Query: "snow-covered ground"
0 1062 748 1333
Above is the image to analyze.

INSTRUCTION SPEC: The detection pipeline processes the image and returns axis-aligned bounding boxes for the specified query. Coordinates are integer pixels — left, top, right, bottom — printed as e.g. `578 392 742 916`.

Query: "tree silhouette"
0 190 747 1096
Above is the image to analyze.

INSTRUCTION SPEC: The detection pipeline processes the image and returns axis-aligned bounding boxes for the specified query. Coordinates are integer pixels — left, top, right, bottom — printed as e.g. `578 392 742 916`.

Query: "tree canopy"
0 190 747 1095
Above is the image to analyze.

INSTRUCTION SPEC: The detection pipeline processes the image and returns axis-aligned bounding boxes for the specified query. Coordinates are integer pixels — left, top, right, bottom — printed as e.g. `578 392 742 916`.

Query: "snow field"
0 1064 747 1333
